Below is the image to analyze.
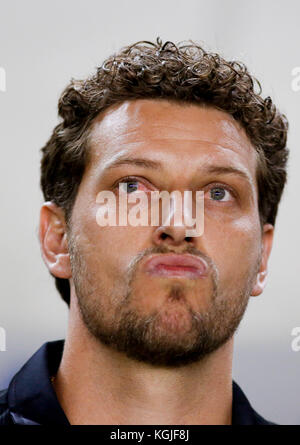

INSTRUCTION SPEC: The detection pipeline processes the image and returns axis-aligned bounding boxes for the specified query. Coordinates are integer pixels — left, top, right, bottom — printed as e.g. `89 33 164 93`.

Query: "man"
0 39 288 425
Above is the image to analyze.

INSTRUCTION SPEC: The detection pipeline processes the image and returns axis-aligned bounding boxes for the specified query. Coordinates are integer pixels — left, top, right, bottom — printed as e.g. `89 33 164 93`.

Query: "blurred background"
0 0 299 425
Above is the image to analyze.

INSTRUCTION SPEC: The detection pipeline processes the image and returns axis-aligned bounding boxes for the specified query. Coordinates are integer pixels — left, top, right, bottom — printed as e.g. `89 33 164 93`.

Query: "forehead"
87 99 258 179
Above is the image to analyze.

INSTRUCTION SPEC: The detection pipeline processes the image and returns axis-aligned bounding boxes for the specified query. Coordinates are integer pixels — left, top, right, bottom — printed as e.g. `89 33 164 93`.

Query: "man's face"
67 99 269 367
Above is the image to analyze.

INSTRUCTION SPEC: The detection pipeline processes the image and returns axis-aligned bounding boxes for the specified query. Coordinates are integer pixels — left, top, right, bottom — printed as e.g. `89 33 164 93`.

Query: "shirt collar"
7 340 69 425
7 339 264 425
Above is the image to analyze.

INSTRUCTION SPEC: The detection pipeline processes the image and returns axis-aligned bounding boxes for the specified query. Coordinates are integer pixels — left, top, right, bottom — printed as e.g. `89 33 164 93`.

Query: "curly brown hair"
40 38 289 306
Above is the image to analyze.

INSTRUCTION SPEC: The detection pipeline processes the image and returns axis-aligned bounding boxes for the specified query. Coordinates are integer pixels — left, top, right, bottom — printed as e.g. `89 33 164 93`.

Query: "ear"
251 223 274 297
39 201 72 279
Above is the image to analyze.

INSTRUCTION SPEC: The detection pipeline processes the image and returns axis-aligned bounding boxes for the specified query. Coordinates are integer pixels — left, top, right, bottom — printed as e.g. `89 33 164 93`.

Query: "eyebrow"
104 157 162 171
103 156 253 186
205 165 254 186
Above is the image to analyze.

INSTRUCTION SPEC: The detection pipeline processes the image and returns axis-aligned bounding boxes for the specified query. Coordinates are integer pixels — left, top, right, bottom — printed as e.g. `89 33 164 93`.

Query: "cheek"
74 201 153 282
204 215 261 286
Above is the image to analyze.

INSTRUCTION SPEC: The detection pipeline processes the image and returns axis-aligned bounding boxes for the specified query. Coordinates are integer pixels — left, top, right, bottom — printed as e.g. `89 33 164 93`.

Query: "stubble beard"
69 234 260 367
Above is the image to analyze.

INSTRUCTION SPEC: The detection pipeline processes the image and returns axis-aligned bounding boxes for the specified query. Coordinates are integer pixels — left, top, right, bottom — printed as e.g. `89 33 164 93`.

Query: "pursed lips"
143 253 208 279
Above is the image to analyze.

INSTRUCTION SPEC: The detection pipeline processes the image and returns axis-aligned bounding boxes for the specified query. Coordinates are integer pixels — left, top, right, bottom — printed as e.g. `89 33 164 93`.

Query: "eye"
119 180 139 194
208 185 234 202
116 177 150 194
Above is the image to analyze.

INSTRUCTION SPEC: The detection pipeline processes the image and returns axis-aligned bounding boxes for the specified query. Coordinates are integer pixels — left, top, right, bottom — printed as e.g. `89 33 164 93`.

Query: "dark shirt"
0 340 275 425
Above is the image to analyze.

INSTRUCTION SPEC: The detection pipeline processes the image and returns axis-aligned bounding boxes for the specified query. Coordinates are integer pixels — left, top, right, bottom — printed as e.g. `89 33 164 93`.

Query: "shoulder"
0 388 13 424
0 388 9 412
232 381 277 425
251 407 277 425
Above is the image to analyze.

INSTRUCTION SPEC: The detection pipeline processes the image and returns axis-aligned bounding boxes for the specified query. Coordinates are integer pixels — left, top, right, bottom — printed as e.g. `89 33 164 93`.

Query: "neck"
53 297 234 425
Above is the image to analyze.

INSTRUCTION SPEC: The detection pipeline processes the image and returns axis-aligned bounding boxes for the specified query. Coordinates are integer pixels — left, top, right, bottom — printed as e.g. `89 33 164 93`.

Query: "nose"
151 189 201 248
152 225 194 247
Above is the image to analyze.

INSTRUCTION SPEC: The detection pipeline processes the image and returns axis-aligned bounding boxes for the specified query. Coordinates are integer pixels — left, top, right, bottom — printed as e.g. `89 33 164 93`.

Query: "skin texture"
39 99 274 424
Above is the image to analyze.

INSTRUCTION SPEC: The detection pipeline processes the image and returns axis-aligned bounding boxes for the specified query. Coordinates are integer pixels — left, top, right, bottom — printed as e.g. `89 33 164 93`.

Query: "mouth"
143 253 208 279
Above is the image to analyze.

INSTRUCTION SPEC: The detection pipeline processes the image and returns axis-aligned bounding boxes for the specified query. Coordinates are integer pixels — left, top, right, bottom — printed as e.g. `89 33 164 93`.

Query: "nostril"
161 233 168 240
185 237 192 242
